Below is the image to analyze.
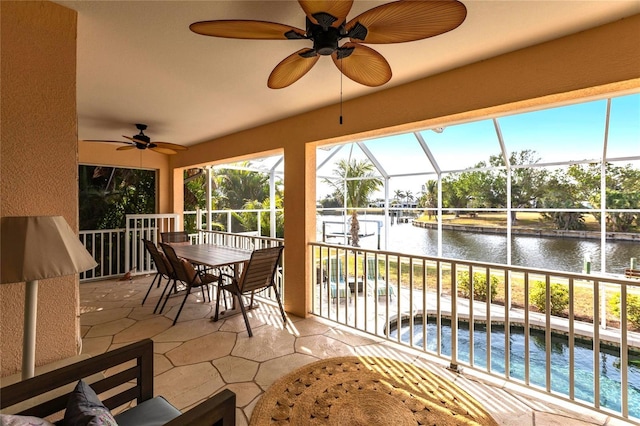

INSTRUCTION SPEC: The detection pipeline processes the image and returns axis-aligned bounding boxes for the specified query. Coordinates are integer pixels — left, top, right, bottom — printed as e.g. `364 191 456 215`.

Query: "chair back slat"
142 239 172 276
161 231 189 244
240 246 283 293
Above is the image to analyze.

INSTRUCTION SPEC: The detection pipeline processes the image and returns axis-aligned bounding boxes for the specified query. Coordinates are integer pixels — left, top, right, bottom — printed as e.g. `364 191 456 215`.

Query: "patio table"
171 244 255 318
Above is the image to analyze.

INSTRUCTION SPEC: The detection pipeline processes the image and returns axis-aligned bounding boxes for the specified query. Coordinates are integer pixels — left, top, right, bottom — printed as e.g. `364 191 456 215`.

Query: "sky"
315 92 640 200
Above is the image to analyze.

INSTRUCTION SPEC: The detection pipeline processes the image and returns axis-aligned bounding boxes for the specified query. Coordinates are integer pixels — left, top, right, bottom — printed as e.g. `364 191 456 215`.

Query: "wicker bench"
0 339 235 426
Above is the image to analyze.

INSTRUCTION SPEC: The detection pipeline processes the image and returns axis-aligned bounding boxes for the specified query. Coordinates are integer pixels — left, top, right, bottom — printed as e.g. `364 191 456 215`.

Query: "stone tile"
85 317 136 338
81 325 91 338
112 316 173 344
288 318 333 336
154 362 225 411
218 311 268 335
236 408 249 426
212 356 259 383
162 301 213 324
451 375 534 425
154 317 221 343
254 353 317 390
232 326 295 362
154 353 173 375
166 332 236 365
81 336 112 356
80 300 129 311
324 327 377 346
128 305 163 321
153 341 182 354
295 334 356 358
533 411 599 426
243 395 260 424
81 307 132 326
224 382 262 407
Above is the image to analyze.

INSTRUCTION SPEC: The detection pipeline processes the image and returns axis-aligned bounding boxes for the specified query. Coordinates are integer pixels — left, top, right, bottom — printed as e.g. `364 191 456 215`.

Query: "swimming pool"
390 317 640 418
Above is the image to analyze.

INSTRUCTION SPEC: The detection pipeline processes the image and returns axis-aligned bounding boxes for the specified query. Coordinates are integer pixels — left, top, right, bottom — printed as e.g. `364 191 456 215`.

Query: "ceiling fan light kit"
190 0 467 89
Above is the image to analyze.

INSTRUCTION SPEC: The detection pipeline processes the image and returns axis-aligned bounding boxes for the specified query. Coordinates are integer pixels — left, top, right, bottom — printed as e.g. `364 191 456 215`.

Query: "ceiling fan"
86 124 188 155
190 0 467 89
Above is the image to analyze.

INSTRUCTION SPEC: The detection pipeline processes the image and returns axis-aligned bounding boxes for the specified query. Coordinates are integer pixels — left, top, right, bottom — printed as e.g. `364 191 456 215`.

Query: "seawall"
412 221 640 242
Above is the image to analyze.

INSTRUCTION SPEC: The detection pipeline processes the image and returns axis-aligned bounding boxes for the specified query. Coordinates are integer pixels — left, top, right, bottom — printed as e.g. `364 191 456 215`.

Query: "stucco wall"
1 1 78 377
170 15 640 318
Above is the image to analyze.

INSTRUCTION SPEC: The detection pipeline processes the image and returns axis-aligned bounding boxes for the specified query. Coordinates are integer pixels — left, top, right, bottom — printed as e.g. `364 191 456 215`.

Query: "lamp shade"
1 216 97 284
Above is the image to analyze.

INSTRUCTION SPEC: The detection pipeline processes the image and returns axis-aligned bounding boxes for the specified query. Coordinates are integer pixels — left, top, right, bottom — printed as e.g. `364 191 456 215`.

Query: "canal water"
390 318 640 419
320 214 639 275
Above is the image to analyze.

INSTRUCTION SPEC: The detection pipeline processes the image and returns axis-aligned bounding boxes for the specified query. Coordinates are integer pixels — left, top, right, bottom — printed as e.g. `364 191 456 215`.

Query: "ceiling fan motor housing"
307 19 342 56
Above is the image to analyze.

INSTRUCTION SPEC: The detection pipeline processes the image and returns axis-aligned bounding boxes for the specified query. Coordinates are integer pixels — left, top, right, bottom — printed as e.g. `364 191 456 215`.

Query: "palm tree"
393 189 405 205
421 179 438 220
324 159 382 247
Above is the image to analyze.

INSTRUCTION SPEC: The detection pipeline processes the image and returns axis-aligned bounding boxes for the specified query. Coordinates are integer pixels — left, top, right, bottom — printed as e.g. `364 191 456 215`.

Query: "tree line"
418 150 640 232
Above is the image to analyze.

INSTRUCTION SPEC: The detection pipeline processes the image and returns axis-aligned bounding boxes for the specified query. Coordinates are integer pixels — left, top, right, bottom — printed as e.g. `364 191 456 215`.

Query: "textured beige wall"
171 15 640 317
1 1 78 377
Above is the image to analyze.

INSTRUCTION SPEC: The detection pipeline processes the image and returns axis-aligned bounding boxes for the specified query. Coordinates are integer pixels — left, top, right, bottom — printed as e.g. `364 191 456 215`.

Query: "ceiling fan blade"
346 0 467 44
153 142 188 151
331 43 391 87
84 139 131 145
190 20 305 40
149 146 178 155
298 0 353 27
123 135 150 145
268 48 320 89
116 145 137 151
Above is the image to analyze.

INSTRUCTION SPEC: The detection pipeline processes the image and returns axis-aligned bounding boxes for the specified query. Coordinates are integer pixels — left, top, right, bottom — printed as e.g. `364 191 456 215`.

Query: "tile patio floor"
80 275 636 426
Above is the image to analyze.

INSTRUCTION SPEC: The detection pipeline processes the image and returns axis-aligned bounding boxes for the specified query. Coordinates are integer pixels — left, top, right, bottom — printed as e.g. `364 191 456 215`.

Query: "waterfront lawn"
417 211 602 231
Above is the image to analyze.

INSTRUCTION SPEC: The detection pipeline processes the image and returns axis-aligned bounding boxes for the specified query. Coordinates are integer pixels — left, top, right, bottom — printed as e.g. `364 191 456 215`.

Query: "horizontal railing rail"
310 241 640 422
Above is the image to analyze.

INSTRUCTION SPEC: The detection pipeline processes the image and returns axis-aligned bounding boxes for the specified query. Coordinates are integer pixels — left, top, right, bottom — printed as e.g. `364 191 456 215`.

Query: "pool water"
390 318 640 418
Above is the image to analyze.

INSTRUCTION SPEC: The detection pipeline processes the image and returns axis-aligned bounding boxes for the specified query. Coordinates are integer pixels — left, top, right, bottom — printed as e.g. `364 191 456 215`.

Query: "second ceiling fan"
190 0 467 89
86 124 187 155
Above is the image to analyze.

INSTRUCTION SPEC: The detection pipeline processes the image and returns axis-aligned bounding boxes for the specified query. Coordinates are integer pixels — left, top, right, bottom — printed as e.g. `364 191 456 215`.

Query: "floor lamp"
0 216 97 380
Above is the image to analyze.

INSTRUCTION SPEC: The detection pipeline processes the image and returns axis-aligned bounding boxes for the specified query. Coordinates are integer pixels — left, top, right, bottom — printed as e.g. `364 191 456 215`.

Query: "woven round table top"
250 356 499 426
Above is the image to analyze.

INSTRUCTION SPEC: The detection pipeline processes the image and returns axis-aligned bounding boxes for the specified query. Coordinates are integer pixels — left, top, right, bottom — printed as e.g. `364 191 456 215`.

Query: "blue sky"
316 93 640 200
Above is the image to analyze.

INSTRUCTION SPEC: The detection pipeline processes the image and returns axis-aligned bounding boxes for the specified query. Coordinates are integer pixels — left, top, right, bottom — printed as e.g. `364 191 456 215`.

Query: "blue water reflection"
345 217 638 274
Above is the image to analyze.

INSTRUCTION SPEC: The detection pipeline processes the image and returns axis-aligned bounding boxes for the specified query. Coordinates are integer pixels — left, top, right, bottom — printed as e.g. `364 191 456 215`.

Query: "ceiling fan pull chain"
339 57 343 125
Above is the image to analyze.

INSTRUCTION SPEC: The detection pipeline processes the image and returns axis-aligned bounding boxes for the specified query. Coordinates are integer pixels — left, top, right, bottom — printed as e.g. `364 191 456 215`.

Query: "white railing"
310 242 640 423
80 214 180 281
184 208 283 238
79 229 126 281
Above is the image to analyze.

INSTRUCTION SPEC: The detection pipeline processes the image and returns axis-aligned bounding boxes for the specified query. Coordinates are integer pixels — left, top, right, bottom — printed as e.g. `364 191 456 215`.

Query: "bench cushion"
113 397 181 426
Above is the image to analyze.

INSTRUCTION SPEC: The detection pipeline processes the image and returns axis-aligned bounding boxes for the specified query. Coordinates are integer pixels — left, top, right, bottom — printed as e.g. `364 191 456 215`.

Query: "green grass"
416 211 602 231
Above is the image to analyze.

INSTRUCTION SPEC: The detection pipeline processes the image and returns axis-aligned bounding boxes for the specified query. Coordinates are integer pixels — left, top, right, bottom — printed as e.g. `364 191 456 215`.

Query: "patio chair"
160 231 190 245
159 242 220 325
141 239 176 310
365 257 396 300
327 257 348 300
213 245 286 337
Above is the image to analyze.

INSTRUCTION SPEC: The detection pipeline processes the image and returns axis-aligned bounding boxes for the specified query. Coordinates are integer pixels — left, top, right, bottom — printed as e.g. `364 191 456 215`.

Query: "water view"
320 214 639 275
390 318 640 419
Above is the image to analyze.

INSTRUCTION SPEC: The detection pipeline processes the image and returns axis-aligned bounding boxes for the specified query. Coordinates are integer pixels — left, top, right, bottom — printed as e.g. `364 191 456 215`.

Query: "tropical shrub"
609 292 640 328
530 281 569 316
456 271 499 301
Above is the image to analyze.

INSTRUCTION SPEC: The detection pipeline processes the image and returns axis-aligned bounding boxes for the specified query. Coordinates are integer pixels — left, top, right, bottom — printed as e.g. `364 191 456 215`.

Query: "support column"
283 144 316 318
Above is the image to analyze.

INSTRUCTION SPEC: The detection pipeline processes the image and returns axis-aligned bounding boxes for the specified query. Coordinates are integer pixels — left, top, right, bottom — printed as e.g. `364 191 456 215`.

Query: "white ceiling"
57 0 640 148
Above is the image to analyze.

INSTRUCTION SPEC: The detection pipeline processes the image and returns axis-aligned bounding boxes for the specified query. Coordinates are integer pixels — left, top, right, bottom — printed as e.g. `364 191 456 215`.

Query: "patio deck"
80 274 635 425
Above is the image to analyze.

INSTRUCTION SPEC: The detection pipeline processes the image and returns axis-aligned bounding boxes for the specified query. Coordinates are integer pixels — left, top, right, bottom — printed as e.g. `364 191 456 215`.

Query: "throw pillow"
0 414 55 426
63 380 118 426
